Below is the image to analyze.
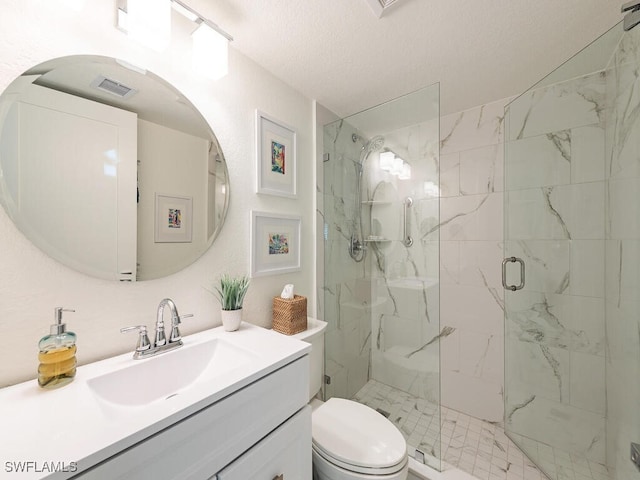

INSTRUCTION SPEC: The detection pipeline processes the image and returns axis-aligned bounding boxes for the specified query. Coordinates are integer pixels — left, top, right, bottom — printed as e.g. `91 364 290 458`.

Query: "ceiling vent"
90 76 137 99
364 0 403 17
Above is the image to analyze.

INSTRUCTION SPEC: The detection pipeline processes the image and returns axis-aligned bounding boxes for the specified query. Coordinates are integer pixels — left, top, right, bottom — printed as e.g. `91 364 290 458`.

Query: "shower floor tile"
353 380 607 480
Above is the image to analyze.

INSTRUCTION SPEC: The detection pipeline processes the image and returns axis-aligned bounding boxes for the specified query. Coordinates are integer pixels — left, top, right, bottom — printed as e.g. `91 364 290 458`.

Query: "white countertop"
0 323 310 479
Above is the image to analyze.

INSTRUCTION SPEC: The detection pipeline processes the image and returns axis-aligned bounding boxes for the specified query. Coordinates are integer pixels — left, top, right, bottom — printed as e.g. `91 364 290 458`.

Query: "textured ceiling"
191 0 621 117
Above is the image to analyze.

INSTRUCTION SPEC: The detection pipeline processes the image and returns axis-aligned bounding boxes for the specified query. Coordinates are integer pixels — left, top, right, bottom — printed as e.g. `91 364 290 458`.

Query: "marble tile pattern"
321 118 373 400
355 380 607 480
503 69 607 469
603 26 640 480
319 38 640 479
320 106 443 415
438 97 509 423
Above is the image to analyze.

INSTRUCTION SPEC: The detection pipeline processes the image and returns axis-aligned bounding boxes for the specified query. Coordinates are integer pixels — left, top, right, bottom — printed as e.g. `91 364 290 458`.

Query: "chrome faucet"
155 298 178 347
121 298 193 359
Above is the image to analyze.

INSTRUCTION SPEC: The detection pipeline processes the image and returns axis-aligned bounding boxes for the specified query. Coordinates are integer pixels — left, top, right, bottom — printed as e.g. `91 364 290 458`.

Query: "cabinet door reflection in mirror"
0 55 229 281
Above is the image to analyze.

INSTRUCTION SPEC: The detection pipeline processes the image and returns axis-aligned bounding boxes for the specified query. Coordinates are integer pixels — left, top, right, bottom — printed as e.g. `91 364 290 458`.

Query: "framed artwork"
250 211 301 277
255 110 297 198
155 194 193 243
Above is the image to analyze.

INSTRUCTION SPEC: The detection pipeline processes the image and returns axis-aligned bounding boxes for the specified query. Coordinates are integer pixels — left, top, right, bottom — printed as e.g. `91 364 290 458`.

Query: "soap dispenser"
38 307 77 389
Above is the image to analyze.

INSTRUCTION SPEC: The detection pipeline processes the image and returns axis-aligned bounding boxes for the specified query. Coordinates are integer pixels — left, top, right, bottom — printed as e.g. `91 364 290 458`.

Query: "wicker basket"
272 295 307 335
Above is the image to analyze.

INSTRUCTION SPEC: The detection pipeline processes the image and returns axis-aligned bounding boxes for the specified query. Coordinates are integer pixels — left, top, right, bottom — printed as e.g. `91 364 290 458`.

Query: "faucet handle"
169 314 193 343
120 325 151 353
175 313 194 324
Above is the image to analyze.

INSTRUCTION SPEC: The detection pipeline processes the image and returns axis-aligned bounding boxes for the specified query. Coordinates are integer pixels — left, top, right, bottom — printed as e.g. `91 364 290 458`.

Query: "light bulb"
192 23 229 80
379 151 395 171
399 163 411 180
126 0 171 51
392 157 404 176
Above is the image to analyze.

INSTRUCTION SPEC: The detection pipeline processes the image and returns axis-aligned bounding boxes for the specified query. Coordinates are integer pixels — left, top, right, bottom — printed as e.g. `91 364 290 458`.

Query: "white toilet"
293 318 409 480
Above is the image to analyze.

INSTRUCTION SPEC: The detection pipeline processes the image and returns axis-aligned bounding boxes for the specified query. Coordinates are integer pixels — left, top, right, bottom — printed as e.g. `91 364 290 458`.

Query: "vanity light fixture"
171 0 199 22
116 0 233 80
379 151 395 171
124 0 172 52
172 0 232 80
398 163 411 180
191 21 229 80
379 150 410 179
423 181 440 197
391 157 404 176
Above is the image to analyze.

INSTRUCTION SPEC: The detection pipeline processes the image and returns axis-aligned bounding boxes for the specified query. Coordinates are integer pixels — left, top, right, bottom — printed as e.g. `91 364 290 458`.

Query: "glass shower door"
321 85 442 471
604 20 640 480
504 19 640 480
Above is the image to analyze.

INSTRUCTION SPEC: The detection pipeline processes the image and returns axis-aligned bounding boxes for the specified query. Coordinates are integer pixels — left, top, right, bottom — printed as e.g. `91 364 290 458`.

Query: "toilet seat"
312 398 407 476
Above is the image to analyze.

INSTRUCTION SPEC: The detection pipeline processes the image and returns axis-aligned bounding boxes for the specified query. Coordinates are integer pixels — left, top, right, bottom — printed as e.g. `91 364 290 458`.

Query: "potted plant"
215 274 250 331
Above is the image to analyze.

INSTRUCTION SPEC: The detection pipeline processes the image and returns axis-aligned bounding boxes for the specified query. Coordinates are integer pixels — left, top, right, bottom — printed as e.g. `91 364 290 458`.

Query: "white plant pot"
221 308 242 332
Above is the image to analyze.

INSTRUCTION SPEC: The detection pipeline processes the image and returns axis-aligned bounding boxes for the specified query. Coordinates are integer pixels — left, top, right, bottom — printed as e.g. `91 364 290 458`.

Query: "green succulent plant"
215 274 250 311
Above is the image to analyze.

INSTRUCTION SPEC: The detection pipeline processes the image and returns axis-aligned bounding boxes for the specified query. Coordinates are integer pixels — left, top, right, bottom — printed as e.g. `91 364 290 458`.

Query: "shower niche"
366 181 398 243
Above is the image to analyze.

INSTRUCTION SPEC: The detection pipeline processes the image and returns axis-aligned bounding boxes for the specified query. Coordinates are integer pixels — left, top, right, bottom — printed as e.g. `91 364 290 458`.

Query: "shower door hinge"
324 374 331 385
631 443 640 471
323 153 330 162
623 1 640 30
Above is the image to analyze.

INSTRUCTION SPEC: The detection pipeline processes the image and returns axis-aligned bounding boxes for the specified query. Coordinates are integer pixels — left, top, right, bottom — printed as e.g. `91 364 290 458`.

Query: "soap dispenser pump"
38 307 77 389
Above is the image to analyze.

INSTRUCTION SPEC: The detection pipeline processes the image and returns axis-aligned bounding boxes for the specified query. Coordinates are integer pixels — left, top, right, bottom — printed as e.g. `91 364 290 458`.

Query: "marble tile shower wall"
321 116 440 402
438 98 509 423
322 119 372 400
604 28 640 480
321 67 612 470
368 120 440 404
504 70 607 465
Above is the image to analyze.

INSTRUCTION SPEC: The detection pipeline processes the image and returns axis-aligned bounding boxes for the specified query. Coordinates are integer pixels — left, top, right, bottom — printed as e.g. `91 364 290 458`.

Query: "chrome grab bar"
403 197 413 247
502 257 525 291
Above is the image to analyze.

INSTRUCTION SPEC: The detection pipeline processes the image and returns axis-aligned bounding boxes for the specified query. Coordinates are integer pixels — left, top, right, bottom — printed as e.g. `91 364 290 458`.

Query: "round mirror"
0 55 229 281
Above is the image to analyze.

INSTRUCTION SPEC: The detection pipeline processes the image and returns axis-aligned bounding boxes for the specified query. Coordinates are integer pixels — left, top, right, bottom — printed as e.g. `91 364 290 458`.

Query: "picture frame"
255 110 297 198
154 194 193 243
250 211 301 277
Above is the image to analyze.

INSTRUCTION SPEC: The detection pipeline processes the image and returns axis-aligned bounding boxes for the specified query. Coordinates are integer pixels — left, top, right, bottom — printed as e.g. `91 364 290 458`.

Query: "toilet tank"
291 317 327 400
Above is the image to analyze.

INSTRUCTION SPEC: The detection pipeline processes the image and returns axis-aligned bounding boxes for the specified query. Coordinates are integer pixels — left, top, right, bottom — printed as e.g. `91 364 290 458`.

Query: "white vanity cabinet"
0 325 310 480
214 406 311 480
71 356 310 480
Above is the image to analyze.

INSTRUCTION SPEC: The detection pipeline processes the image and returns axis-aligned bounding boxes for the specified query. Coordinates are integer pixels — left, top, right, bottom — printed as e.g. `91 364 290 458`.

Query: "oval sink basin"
87 338 256 407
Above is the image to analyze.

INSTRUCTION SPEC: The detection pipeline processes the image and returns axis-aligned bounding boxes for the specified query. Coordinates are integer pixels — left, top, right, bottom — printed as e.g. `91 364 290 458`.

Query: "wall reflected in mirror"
0 55 229 281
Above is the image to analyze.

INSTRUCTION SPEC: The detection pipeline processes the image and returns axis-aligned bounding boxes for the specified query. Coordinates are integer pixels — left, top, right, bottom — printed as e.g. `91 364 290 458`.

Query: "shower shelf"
361 200 392 205
364 237 391 243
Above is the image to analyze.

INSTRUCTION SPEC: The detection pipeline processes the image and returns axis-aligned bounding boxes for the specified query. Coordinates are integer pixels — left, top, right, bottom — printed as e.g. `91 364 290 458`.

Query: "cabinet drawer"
216 406 311 480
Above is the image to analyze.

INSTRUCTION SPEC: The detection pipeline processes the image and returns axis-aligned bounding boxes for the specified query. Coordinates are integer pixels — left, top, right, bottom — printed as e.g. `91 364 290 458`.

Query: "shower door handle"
502 257 525 291
403 197 413 247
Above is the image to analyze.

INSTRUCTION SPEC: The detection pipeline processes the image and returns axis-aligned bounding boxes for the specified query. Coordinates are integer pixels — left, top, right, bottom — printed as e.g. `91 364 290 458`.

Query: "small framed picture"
250 211 301 277
255 110 297 198
155 194 193 243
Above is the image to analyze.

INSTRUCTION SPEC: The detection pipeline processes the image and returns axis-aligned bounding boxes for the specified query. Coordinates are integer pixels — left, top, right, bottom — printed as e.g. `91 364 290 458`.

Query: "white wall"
0 0 314 388
137 119 209 280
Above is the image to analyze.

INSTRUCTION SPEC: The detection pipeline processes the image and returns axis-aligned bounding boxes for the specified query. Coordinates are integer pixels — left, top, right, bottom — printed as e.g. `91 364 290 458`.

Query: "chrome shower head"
365 135 385 153
354 134 385 166
352 133 385 153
